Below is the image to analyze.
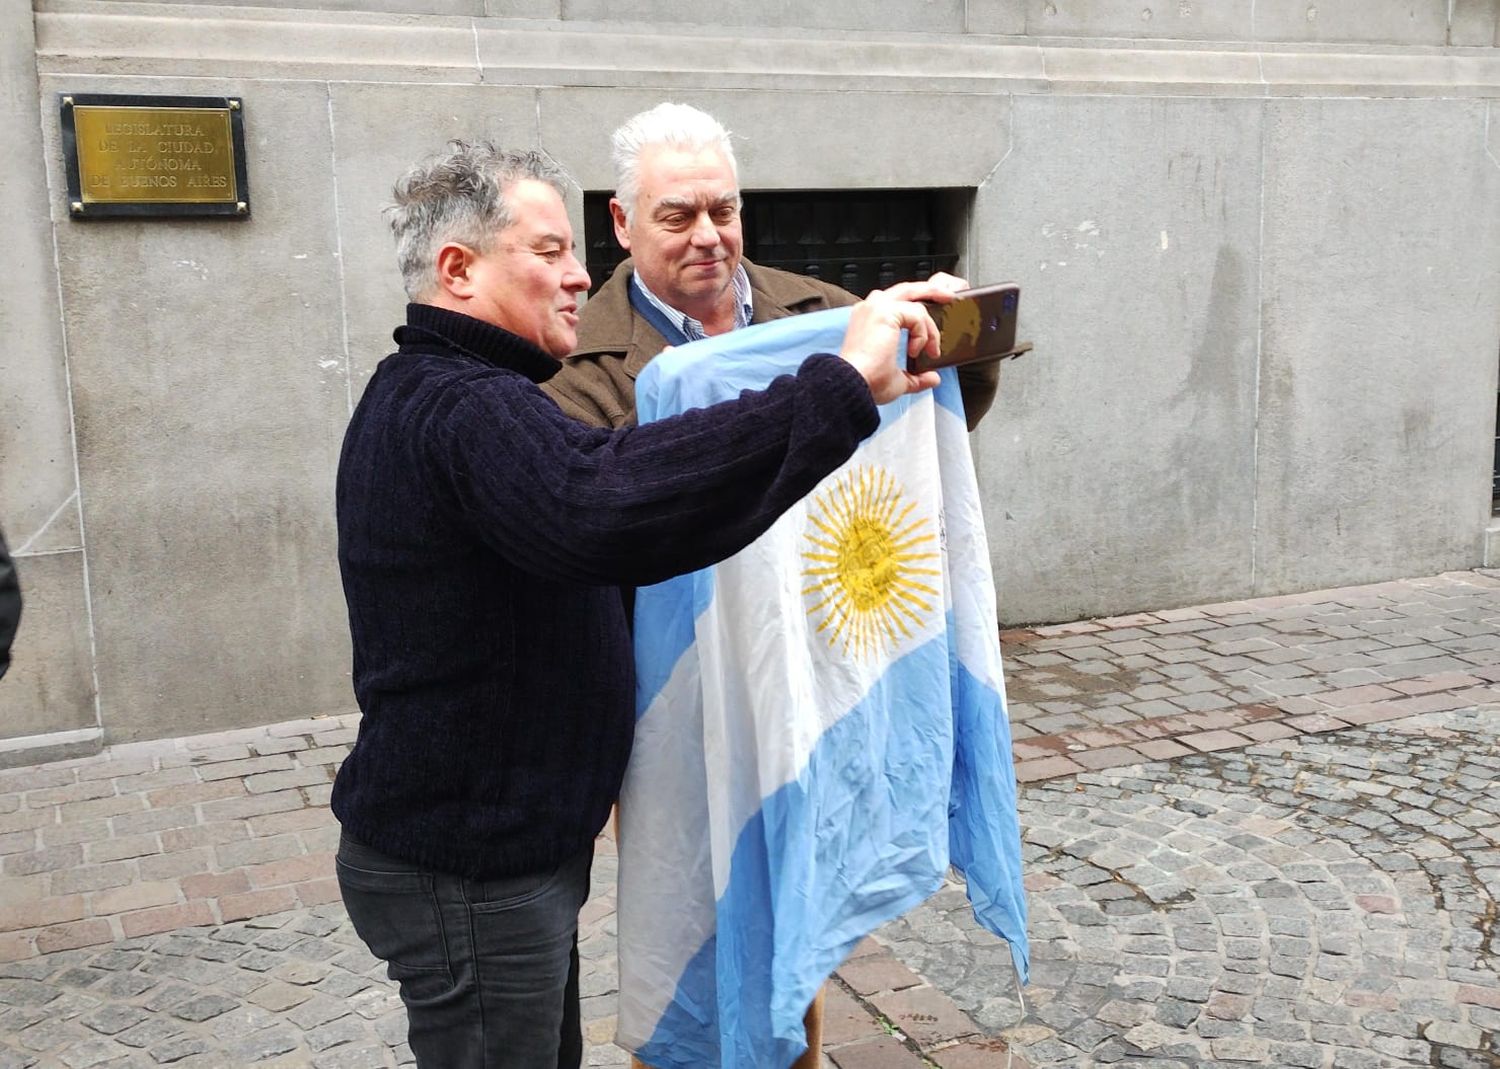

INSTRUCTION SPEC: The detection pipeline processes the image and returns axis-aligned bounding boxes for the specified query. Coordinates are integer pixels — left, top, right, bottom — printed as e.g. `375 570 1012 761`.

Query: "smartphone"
910 282 1023 372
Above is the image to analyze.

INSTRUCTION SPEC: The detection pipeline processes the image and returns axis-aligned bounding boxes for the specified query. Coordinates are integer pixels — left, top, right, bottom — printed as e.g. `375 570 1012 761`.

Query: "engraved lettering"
155 140 216 155
103 121 206 137
117 174 178 189
115 156 202 173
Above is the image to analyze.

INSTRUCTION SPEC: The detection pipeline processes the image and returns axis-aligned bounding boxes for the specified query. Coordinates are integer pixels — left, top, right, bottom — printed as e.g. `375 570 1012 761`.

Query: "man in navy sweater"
332 141 956 1069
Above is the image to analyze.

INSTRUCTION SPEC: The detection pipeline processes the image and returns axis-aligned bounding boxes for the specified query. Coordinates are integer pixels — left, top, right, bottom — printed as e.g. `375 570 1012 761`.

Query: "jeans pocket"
336 841 454 1000
467 844 594 924
466 862 565 915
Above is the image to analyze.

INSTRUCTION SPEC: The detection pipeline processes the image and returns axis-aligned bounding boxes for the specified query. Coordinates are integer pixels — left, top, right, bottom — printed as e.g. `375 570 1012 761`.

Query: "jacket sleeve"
432 355 878 588
0 527 21 681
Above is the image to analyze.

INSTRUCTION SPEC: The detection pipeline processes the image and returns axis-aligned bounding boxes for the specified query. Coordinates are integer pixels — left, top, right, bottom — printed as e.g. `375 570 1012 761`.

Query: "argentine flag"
619 307 1029 1069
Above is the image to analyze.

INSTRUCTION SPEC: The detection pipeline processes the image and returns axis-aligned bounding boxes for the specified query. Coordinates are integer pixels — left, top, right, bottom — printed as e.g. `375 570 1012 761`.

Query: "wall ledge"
33 2 1500 97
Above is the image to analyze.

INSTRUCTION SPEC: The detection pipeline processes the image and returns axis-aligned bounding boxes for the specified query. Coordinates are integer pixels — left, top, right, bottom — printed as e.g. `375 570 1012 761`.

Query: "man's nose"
565 251 591 291
688 213 721 247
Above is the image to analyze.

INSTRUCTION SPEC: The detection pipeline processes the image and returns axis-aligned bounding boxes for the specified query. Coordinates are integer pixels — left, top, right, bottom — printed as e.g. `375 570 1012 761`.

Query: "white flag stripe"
616 643 713 1050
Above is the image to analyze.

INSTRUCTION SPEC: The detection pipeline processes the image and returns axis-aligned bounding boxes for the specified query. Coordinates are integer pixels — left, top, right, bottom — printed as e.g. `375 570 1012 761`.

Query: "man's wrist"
798 354 880 435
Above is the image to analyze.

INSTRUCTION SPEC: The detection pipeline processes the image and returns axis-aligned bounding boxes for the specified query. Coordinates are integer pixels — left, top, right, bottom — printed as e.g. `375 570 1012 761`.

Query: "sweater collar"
396 303 559 384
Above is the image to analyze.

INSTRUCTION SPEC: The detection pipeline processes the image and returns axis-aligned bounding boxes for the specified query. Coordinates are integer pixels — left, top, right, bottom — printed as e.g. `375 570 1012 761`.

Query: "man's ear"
609 198 632 252
434 242 476 299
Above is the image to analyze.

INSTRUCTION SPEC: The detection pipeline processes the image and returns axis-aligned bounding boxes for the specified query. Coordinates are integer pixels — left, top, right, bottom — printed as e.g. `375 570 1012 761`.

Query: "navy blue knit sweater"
331 303 879 878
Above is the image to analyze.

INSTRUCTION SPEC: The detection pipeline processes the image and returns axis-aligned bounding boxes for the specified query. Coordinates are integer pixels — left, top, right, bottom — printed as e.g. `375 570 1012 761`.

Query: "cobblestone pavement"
1002 571 1500 784
884 707 1500 1069
2 571 1498 1067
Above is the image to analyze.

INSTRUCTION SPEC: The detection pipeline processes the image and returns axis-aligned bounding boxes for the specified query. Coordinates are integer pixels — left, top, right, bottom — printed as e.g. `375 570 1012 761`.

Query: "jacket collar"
571 259 824 380
570 262 663 380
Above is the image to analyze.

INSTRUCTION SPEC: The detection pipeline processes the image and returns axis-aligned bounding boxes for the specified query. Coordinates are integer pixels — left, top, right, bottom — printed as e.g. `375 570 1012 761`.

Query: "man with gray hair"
331 139 958 1068
545 101 999 431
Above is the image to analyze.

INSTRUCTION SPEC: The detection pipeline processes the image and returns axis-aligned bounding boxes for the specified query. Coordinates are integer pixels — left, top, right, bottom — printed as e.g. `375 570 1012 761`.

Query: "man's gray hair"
611 103 739 224
388 141 571 300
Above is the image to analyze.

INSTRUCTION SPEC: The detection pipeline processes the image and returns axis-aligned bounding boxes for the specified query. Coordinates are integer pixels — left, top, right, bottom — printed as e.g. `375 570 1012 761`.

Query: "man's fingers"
880 273 970 306
883 298 940 359
839 289 947 404
926 271 970 294
880 281 948 305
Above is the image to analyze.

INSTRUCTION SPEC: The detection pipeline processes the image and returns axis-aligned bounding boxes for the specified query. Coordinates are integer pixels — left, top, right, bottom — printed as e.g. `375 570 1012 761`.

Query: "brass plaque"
60 94 250 219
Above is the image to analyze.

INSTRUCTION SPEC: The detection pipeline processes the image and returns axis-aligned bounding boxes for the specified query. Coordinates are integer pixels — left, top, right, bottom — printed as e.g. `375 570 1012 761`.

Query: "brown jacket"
544 259 999 431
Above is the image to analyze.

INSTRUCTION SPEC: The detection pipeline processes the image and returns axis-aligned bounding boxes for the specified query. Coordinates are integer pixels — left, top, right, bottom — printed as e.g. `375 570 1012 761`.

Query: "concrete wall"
970 94 1500 621
2 0 1498 750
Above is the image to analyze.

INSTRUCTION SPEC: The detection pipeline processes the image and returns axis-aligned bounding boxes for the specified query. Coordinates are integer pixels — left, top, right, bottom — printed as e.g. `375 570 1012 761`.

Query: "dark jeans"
336 832 593 1068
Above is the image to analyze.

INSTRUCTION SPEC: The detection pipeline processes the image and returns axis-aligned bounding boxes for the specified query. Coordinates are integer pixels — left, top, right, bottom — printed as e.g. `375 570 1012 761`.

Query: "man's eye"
661 215 689 229
711 207 737 224
538 249 563 262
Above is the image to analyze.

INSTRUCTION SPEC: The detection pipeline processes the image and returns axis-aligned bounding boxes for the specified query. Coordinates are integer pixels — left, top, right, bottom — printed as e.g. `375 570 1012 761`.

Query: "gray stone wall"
969 94 1500 621
45 0 1500 45
3 0 1498 749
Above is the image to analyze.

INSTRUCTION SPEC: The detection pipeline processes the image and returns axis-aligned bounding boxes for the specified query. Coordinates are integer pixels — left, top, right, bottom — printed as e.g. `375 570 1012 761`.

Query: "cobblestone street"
885 709 1500 1068
2 571 1498 1068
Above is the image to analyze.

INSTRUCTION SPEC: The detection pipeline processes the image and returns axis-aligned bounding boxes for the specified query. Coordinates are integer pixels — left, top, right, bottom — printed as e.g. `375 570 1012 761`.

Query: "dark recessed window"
582 188 970 299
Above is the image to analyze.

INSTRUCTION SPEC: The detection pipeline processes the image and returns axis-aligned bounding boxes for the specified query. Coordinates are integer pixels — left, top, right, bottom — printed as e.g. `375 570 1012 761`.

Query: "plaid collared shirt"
631 266 754 340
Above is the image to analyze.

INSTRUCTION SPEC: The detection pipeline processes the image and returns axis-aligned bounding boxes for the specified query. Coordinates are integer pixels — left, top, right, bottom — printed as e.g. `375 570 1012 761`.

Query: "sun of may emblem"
801 465 941 659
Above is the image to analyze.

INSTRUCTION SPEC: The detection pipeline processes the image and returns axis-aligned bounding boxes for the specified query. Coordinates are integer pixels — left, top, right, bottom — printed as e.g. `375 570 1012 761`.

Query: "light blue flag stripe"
950 639 1029 954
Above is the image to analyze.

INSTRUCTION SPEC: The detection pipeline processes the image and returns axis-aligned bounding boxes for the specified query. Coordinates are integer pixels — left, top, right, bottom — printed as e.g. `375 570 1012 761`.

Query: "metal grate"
582 188 969 298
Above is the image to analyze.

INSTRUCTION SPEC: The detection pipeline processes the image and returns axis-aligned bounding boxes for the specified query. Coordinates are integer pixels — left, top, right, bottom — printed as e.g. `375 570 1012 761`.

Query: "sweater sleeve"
432 354 879 587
